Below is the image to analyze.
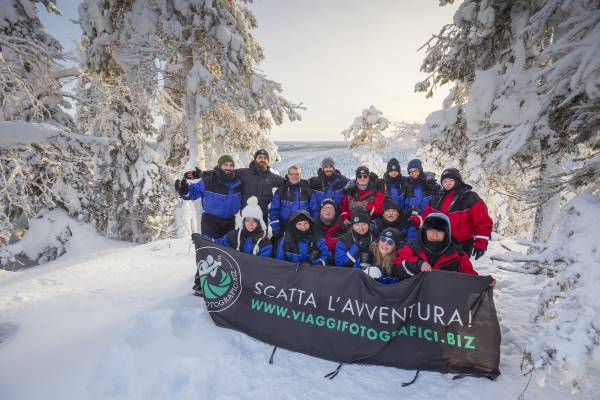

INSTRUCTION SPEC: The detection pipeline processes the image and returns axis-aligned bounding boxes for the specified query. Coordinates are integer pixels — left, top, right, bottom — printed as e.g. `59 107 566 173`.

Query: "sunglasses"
357 174 369 179
379 236 395 246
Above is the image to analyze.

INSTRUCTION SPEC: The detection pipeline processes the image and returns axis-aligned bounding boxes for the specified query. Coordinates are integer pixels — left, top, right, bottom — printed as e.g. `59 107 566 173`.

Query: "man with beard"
313 199 344 263
308 157 348 218
334 209 376 269
393 213 477 280
269 165 312 237
235 149 285 223
404 159 440 215
420 168 493 260
275 210 330 266
175 155 241 239
371 198 416 246
377 158 406 207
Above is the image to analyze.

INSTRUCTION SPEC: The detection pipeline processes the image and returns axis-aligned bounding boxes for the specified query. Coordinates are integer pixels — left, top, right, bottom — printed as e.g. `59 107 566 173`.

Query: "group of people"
174 149 494 289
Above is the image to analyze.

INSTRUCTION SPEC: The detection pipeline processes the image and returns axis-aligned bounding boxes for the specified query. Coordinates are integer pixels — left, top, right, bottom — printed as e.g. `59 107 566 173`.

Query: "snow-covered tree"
78 0 176 243
417 0 599 241
391 121 422 146
109 0 302 170
0 0 76 131
418 0 600 388
341 105 390 149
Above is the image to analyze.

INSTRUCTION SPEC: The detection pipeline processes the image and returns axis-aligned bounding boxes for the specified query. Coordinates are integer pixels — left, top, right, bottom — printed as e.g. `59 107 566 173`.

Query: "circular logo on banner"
196 246 242 312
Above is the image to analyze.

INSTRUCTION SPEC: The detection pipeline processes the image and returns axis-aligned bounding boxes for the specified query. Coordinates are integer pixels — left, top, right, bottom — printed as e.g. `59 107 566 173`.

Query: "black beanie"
387 158 400 173
254 149 269 160
320 198 337 212
290 210 312 225
351 210 370 225
383 197 401 212
356 166 370 178
380 227 401 248
440 168 462 184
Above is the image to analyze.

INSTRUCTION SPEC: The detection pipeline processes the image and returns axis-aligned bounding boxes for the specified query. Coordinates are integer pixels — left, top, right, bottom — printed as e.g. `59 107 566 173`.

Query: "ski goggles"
379 236 395 246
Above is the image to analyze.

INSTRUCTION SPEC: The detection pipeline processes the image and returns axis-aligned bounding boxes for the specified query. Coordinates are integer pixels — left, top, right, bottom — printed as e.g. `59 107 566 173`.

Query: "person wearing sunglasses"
339 166 384 227
365 227 403 284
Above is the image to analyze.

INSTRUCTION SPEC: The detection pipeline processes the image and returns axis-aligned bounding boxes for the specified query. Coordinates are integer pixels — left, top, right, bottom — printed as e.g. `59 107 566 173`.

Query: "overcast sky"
39 0 458 141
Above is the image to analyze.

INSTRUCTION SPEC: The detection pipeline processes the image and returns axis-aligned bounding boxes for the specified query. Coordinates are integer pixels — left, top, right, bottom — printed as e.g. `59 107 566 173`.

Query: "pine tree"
78 0 176 243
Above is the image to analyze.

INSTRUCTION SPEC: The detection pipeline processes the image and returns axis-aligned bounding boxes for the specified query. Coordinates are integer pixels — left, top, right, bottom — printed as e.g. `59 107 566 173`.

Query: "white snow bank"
0 209 130 268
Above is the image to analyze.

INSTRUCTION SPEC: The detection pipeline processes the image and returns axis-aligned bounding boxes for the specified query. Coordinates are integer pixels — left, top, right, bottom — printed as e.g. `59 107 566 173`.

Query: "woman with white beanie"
216 196 272 257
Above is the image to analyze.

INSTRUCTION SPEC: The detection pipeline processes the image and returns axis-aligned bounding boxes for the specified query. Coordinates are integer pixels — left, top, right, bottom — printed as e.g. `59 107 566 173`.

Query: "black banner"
192 234 500 378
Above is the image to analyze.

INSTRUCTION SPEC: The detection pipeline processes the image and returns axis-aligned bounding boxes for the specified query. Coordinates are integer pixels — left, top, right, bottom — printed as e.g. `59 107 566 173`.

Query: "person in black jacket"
236 149 285 223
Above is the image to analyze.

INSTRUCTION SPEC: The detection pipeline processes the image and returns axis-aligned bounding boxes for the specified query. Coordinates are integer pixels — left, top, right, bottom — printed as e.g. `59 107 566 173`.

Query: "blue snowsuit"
275 230 331 266
269 180 311 235
216 228 272 257
308 169 349 218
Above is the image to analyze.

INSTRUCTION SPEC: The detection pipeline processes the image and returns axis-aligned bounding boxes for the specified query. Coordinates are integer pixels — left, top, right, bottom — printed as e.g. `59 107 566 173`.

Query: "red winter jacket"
393 240 477 280
339 182 384 222
419 184 493 250
313 218 345 254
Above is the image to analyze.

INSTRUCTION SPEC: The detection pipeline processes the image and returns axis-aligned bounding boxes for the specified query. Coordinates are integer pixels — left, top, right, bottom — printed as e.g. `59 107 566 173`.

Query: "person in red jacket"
393 213 477 279
415 168 493 260
339 166 384 226
313 199 344 263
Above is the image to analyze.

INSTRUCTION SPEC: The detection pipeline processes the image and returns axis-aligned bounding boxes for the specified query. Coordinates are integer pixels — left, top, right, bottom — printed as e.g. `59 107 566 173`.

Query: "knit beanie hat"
351 209 370 225
321 157 335 168
241 196 266 232
289 210 313 227
320 198 337 212
407 159 423 173
355 166 370 178
387 158 400 173
383 197 402 213
254 149 269 160
440 168 462 185
217 155 235 167
380 227 401 248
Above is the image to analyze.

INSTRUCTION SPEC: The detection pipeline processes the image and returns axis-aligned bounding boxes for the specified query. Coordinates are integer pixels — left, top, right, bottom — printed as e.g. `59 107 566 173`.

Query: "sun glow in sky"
39 0 459 141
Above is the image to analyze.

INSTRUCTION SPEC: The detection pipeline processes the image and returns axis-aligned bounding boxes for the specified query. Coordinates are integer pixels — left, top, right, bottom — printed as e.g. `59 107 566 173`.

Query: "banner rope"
268 346 278 364
324 362 343 379
401 370 420 387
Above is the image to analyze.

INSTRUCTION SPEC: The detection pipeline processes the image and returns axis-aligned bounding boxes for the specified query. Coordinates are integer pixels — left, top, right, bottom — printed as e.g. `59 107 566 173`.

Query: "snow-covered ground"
0 143 597 399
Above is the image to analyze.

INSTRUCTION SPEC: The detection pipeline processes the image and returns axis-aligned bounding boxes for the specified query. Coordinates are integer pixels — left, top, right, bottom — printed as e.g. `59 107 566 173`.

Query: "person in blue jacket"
377 158 406 207
216 196 272 257
371 198 417 246
269 165 311 237
403 159 441 216
175 155 241 239
275 210 330 266
308 157 349 218
335 209 376 269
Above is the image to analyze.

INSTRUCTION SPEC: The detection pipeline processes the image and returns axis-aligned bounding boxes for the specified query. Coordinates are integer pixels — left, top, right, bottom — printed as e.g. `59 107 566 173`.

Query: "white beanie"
241 196 267 232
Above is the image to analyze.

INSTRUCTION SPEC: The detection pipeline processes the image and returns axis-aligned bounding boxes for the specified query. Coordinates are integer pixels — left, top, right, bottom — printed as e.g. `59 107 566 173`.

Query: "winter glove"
363 266 382 279
472 238 487 260
471 248 485 260
175 179 189 197
184 167 202 180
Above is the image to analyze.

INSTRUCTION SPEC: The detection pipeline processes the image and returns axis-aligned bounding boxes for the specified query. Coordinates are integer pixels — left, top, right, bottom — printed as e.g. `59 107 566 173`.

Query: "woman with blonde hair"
364 227 402 284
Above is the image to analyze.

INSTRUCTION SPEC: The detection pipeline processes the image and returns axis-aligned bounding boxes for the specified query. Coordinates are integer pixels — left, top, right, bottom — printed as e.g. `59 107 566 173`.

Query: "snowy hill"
1 142 597 400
